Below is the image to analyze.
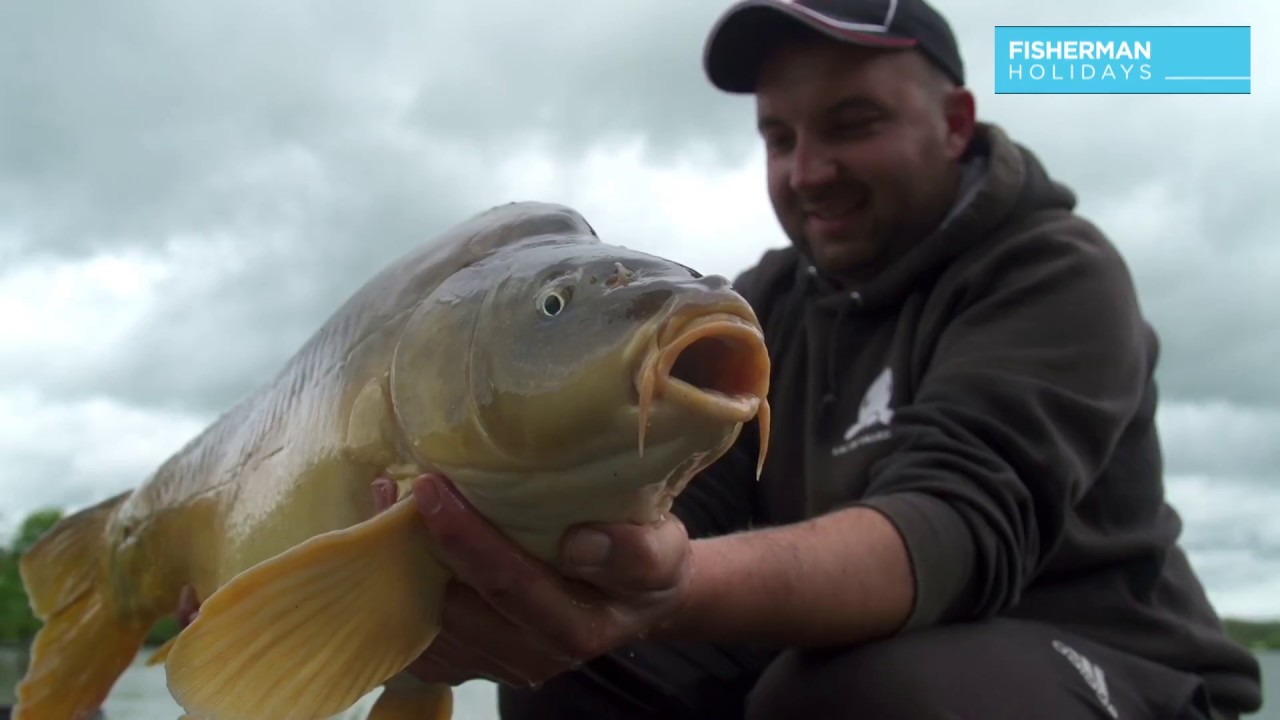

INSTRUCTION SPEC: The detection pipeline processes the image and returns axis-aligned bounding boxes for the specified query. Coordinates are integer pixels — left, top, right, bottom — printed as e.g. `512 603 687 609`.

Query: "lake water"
2 647 1275 718
0 648 499 719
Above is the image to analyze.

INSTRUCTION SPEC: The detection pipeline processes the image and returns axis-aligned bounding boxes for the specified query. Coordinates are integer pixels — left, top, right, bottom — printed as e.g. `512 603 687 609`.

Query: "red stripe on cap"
778 3 920 48
824 27 918 47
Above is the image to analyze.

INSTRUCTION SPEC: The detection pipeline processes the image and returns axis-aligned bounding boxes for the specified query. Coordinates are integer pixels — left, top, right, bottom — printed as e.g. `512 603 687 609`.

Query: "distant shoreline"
3 510 1279 659
2 615 1278 653
1223 618 1280 652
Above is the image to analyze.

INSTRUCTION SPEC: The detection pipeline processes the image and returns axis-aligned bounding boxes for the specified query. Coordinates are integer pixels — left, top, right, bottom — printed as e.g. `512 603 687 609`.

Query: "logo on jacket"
1052 640 1119 718
832 366 894 457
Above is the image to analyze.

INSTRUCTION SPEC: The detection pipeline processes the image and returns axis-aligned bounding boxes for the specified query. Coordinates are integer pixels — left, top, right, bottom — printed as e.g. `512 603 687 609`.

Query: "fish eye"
537 287 572 317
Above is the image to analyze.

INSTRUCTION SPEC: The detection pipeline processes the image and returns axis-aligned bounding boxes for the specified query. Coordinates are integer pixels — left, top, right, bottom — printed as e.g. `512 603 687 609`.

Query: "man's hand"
373 472 694 688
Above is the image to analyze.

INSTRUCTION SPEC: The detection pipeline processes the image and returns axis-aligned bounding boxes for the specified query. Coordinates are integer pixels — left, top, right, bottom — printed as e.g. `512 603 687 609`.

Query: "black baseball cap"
703 0 965 93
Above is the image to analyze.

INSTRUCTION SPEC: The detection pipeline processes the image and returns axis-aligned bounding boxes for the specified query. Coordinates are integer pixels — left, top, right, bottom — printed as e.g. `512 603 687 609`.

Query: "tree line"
0 507 1276 651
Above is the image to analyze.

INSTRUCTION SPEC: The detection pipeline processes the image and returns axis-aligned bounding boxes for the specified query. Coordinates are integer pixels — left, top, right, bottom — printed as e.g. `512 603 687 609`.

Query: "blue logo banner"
993 26 1251 94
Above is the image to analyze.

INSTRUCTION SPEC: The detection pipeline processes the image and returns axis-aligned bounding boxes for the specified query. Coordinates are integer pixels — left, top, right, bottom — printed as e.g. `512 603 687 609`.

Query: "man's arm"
394 472 913 688
667 220 1153 646
663 505 914 648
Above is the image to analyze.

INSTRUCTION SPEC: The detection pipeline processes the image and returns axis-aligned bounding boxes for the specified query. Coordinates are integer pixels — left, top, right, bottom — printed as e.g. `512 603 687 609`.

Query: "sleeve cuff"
854 491 977 630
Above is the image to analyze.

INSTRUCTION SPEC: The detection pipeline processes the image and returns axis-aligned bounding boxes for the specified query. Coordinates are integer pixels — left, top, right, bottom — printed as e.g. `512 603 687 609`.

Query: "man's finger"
412 474 554 598
560 516 691 595
176 584 201 628
371 476 397 513
412 474 615 659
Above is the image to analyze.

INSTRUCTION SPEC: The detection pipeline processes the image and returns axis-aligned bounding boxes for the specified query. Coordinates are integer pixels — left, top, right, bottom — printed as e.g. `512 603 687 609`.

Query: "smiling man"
378 1 1264 718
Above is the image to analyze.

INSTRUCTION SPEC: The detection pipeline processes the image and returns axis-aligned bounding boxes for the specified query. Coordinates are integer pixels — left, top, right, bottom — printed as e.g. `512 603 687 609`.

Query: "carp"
12 201 772 720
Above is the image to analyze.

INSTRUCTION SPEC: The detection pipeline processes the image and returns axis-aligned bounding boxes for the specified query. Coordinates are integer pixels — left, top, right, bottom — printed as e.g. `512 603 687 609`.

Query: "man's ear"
942 86 977 160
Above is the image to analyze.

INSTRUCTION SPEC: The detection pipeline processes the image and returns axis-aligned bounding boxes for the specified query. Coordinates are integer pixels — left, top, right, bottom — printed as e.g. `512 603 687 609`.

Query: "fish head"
479 243 768 460
391 224 770 549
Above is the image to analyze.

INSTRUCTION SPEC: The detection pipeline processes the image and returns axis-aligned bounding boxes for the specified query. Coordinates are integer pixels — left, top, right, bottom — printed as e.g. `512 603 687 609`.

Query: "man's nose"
789 137 838 190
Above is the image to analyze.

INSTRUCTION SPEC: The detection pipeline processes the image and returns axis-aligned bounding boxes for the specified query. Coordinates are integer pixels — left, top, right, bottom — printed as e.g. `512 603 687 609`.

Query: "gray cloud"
2 0 1274 414
1159 402 1280 482
0 0 754 261
1168 475 1280 618
400 2 755 168
34 145 506 414
0 0 767 415
2 0 365 255
0 390 209 535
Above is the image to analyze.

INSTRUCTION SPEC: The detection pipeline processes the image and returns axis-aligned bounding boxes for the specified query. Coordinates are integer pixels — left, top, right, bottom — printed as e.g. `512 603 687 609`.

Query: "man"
378 0 1265 718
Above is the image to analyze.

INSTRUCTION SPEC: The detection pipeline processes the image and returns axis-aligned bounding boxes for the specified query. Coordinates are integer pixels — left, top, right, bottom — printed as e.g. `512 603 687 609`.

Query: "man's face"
755 37 975 284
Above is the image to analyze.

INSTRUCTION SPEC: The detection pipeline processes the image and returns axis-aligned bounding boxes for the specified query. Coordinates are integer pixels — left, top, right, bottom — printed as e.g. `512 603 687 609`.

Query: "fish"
12 200 772 720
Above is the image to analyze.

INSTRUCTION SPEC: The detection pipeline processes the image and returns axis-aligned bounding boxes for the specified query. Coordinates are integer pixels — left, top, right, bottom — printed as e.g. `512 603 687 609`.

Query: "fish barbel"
12 201 771 720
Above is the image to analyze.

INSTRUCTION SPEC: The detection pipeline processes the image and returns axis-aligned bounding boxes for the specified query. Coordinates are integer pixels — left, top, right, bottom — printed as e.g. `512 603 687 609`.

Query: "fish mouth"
634 308 772 477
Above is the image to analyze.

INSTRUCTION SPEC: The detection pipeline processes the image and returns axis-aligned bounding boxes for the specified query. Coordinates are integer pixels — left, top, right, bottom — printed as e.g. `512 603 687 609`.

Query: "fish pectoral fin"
164 497 451 720
12 490 155 720
366 674 453 720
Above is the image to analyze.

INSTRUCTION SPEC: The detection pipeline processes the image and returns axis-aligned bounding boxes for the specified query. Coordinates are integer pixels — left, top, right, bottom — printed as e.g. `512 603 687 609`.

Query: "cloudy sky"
2 0 1276 620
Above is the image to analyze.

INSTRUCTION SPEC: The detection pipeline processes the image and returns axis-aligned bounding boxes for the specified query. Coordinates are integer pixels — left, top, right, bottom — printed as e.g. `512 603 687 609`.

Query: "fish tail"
13 491 154 720
164 496 452 720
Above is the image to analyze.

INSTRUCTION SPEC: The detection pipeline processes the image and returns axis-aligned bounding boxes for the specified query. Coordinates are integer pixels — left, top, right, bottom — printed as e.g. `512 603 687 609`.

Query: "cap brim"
703 0 919 93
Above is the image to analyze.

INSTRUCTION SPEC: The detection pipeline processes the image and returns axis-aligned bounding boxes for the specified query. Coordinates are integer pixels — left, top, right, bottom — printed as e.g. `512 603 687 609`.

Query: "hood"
798 122 1079 314
784 122 1081 420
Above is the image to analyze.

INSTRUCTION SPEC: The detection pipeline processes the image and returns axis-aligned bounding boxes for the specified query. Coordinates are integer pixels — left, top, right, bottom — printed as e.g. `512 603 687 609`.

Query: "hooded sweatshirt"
717 123 1262 714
